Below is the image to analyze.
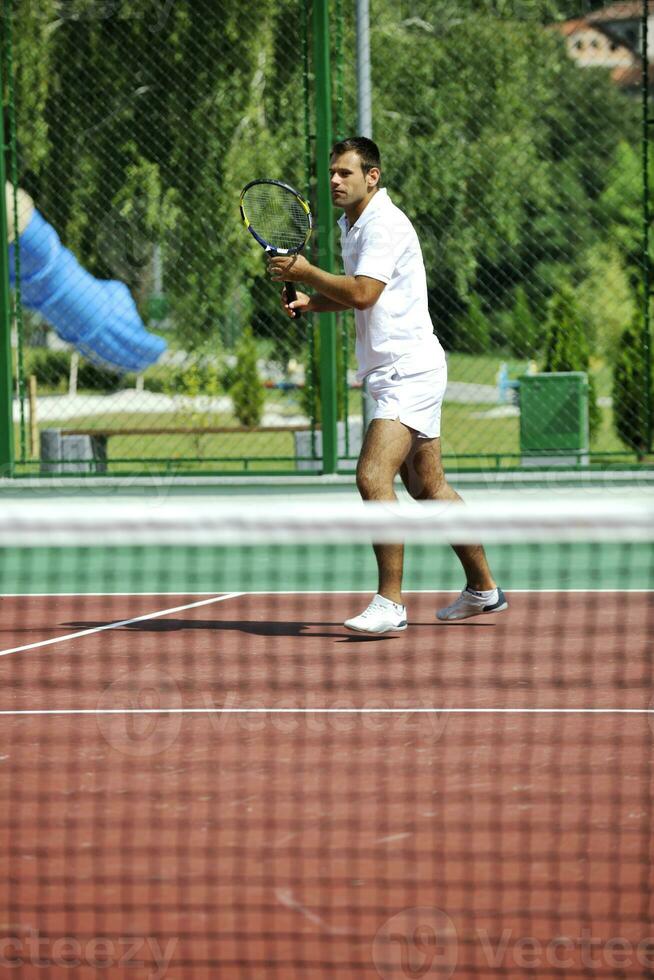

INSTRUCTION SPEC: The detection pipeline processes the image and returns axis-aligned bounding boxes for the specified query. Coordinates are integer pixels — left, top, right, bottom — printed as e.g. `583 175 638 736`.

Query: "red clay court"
0 577 652 979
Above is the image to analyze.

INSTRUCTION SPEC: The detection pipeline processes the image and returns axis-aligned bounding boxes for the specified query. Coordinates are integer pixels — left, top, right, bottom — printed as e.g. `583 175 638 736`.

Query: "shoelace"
453 589 495 607
360 601 386 618
361 600 400 619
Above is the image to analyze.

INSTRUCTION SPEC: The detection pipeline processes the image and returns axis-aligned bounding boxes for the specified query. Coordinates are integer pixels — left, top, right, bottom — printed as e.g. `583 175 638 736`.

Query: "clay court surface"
0 589 652 978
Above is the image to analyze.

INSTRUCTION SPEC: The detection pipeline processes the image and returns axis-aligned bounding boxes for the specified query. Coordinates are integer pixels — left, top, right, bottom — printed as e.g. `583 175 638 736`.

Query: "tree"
369 5 638 347
612 316 652 458
543 285 600 439
230 327 265 427
507 285 540 357
15 0 309 353
454 294 491 354
598 141 654 269
577 243 635 360
9 0 644 405
299 316 350 423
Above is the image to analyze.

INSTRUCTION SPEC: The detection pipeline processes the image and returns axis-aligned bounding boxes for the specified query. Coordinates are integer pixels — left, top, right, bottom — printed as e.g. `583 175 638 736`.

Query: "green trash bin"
519 372 589 466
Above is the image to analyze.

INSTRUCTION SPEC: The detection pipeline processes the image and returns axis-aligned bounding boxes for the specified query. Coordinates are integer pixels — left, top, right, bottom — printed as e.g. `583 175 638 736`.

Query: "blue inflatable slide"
9 208 167 373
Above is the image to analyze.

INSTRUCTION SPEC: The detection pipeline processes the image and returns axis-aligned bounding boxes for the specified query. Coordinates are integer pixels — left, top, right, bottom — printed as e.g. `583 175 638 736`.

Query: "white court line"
211 588 654 595
0 593 244 659
0 587 649 654
1 588 652 597
0 708 651 716
0 592 229 597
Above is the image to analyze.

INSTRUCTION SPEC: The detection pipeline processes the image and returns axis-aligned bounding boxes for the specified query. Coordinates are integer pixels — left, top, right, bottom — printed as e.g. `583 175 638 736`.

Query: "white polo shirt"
338 188 445 380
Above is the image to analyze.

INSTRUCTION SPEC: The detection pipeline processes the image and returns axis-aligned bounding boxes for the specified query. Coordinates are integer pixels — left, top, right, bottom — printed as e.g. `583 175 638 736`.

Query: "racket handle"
284 281 302 320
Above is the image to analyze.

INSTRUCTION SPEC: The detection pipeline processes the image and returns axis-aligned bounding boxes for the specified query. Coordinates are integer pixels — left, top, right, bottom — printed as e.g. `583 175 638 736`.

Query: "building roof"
549 8 652 88
556 18 592 36
587 2 654 22
610 60 654 86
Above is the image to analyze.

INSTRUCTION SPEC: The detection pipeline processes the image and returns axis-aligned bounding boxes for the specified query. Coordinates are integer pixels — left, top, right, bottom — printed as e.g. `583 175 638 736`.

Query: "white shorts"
366 361 448 439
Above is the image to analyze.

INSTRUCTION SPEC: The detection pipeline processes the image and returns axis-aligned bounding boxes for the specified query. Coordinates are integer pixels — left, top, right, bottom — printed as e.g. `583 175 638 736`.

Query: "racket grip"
284 281 302 320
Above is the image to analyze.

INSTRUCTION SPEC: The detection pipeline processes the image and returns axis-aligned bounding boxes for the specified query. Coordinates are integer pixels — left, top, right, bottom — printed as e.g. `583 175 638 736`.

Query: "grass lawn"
441 402 631 462
446 351 615 400
13 352 644 474
15 404 634 476
14 411 305 474
440 402 519 465
445 352 530 387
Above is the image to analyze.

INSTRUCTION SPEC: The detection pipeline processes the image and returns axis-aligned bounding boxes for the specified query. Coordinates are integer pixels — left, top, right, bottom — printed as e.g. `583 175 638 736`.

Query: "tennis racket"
240 179 312 319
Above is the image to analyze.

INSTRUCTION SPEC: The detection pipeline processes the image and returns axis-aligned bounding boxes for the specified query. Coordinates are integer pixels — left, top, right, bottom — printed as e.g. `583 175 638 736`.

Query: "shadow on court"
60 618 424 642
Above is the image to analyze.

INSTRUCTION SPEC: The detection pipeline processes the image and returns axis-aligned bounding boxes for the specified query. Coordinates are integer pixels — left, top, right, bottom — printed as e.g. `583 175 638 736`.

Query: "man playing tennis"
268 137 506 634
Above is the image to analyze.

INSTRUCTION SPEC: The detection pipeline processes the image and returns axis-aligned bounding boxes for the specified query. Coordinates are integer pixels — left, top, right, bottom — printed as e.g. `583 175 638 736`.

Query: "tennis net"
0 494 653 979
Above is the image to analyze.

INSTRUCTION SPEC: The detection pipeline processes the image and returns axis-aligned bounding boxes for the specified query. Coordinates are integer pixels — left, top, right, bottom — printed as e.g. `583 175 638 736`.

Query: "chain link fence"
4 0 654 474
339 0 652 469
6 0 329 474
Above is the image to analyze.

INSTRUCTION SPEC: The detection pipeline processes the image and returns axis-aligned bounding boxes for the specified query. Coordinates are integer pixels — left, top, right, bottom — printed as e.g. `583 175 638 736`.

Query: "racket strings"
243 185 309 251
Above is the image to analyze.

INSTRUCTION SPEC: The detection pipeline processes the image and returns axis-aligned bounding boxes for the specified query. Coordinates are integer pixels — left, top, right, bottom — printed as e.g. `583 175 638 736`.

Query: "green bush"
24 347 127 392
298 318 350 424
230 326 265 427
455 294 491 354
507 286 540 357
543 285 600 440
76 361 126 392
220 360 238 393
299 329 319 423
24 348 70 390
612 318 652 457
577 243 634 359
141 362 179 393
156 355 224 401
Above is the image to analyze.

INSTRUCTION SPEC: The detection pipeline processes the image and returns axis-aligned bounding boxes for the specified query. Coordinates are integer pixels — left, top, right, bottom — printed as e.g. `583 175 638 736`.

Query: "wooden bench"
46 425 316 473
41 422 361 473
65 426 313 437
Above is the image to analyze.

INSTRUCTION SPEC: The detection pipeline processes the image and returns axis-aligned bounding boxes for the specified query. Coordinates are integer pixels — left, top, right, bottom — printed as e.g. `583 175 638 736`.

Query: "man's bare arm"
308 293 351 313
271 255 386 311
279 288 348 319
301 267 386 311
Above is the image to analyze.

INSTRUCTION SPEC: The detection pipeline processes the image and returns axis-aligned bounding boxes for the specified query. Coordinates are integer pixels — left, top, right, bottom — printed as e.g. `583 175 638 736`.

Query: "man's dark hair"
330 136 381 175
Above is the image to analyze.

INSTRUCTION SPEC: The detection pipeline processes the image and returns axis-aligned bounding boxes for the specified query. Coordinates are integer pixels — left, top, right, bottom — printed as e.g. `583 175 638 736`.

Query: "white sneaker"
437 587 508 622
344 594 408 634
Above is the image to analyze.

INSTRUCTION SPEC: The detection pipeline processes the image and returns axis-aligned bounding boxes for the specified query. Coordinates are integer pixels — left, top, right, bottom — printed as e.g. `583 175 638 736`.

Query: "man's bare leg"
400 437 496 591
356 419 413 604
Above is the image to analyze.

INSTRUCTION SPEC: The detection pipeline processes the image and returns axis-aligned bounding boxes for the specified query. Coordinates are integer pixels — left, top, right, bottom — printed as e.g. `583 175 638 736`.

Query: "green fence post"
0 44 14 478
312 0 338 474
643 0 653 452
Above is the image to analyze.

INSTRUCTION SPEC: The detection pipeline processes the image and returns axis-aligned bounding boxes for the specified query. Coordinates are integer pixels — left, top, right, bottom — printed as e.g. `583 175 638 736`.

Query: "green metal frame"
642 0 653 452
11 451 654 481
2 1 654 480
312 0 338 474
0 27 14 477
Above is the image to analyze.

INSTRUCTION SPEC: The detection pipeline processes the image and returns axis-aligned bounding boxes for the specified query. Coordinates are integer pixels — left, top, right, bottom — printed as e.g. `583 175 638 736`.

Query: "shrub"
507 285 540 357
543 285 600 440
298 318 350 424
455 294 491 354
299 332 320 423
577 244 634 360
24 347 127 392
76 360 126 392
140 362 179 393
24 348 70 390
612 317 651 457
230 326 265 427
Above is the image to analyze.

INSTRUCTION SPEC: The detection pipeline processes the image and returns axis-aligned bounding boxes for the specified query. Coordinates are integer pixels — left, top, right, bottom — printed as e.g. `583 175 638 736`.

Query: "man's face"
329 150 378 209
